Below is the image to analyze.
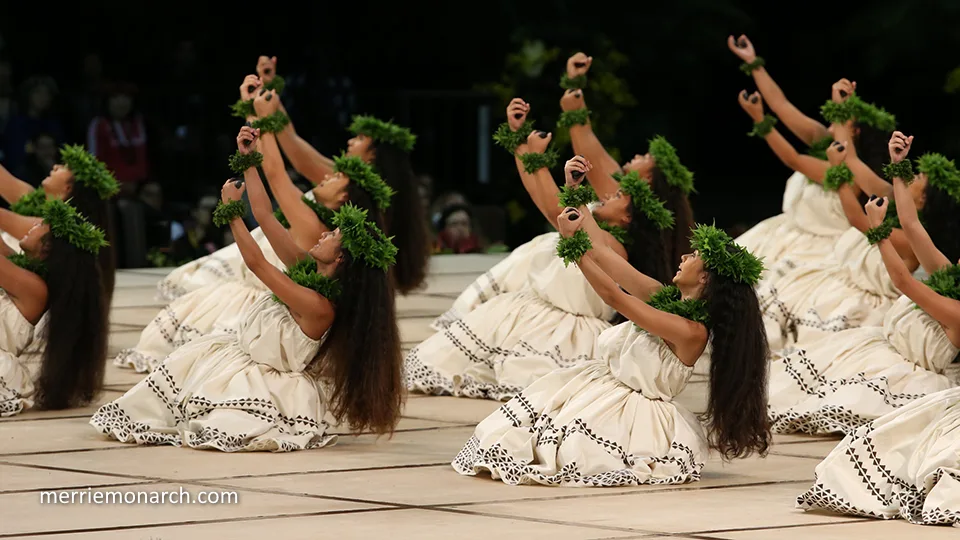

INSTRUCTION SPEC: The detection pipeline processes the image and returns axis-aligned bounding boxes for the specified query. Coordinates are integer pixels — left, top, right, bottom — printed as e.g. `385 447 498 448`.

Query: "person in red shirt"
86 82 148 196
434 203 483 254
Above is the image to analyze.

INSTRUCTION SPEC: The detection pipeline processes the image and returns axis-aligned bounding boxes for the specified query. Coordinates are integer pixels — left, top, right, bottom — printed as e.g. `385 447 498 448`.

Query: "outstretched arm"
0 164 35 206
727 35 829 145
0 252 47 322
739 91 829 182
560 90 621 197
273 98 335 184
831 121 892 197
840 187 916 265
0 209 41 240
577 210 661 299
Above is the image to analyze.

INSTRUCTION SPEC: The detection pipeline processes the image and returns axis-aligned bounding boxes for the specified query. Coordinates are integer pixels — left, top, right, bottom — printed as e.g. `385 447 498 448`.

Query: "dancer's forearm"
568 124 620 196
752 67 829 145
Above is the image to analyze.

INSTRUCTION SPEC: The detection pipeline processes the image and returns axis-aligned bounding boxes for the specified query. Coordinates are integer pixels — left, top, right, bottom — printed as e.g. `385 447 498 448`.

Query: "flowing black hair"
312 214 404 436
701 259 771 460
852 122 891 178
33 234 108 410
68 180 115 304
649 166 694 271
371 141 430 294
610 189 672 325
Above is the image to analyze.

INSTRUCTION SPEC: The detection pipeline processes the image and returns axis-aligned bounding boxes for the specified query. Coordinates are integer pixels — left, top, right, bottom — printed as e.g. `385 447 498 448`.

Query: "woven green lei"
251 112 291 134
740 57 765 75
614 171 675 231
646 286 710 326
920 264 960 306
823 163 854 191
560 73 587 90
10 188 48 217
7 253 47 279
556 229 591 266
557 108 591 129
918 153 960 203
229 150 264 175
806 136 834 161
748 115 777 138
690 224 764 286
558 184 598 208
264 75 286 93
230 99 256 119
865 198 904 245
212 200 247 227
348 115 417 153
274 196 336 229
493 121 535 155
519 148 560 174
819 94 896 132
597 221 631 245
883 160 915 183
272 256 341 305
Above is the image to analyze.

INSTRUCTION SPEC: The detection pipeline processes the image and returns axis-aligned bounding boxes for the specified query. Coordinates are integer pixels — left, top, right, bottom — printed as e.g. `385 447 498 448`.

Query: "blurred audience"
434 202 483 254
15 131 58 185
87 82 149 197
3 76 65 172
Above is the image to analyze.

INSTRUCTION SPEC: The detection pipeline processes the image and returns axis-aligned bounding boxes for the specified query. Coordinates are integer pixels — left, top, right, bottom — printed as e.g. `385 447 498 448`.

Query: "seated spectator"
434 203 484 254
166 195 227 263
87 82 149 197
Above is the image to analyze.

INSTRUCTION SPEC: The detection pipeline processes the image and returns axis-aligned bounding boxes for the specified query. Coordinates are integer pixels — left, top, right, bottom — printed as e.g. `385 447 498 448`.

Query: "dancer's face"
623 153 655 181
346 134 376 163
19 222 50 258
908 173 928 209
312 172 350 209
309 228 344 265
41 164 74 199
591 189 632 227
673 251 707 293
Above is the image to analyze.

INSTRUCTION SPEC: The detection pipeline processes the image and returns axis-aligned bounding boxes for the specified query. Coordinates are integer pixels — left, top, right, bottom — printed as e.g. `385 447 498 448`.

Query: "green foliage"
332 153 395 211
922 264 960 303
865 220 894 245
272 256 342 305
690 224 764 286
597 221 631 246
747 115 777 138
7 253 47 278
557 184 598 208
917 153 960 203
212 200 247 227
228 150 264 175
646 285 710 326
43 199 109 254
883 160 915 183
823 163 854 191
556 229 591 266
9 188 47 217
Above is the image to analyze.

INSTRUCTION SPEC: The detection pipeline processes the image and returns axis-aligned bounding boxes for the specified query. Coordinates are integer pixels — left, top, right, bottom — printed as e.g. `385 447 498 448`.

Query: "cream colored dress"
452 322 707 486
1 232 22 253
115 232 285 373
758 227 901 351
91 294 335 452
797 387 960 525
736 175 848 286
768 295 959 435
431 232 557 330
405 234 616 401
0 292 40 416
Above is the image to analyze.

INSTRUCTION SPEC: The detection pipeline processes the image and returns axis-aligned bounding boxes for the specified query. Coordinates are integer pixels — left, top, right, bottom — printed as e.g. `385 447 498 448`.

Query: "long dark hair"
371 141 430 294
312 218 404 435
649 166 694 270
609 192 672 325
852 122 891 177
68 181 115 303
922 182 960 262
702 261 771 460
33 234 108 410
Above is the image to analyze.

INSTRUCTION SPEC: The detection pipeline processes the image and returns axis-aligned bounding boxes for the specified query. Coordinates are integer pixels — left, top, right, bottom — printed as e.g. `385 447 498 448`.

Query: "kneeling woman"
405 100 678 401
91 152 403 450
454 219 770 485
0 200 109 416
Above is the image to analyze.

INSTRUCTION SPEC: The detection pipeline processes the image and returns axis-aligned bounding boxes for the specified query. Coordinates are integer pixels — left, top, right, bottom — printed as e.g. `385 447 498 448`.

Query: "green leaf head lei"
331 203 398 272
916 153 960 204
613 171 675 231
648 136 695 195
272 256 342 305
59 145 120 199
332 153 395 211
689 224 764 286
820 94 896 132
42 199 109 254
348 115 417 153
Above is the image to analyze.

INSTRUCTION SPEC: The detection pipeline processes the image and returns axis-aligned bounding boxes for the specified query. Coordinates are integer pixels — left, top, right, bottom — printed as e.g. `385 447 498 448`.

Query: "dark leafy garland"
43 199 108 254
560 73 588 90
558 184 598 208
646 285 710 326
823 163 854 191
557 108 591 128
263 75 286 93
212 200 247 227
519 148 560 174
493 121 535 155
917 153 960 203
806 136 834 161
228 150 264 175
251 112 291 134
597 221 632 246
272 256 341 305
615 171 675 231
740 57 765 75
748 115 777 138
819 94 896 132
59 144 120 199
556 229 592 266
9 188 47 217
274 196 336 229
921 264 960 304
230 99 256 119
690 224 764 286
865 220 894 245
883 160 915 183
7 253 47 279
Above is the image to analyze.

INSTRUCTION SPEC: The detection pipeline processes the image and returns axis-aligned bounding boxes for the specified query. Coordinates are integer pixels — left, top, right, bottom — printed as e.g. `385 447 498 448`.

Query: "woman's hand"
864 196 889 228
564 155 592 187
525 130 552 154
237 126 261 153
566 52 592 79
726 34 757 63
507 98 530 131
253 89 280 116
831 78 856 103
560 89 586 112
888 131 914 164
257 55 278 85
738 90 764 122
240 74 262 101
221 178 246 204
826 140 849 166
557 207 585 237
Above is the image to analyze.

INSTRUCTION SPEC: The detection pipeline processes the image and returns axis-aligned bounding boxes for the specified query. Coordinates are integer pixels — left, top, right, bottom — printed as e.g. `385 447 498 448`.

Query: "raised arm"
0 252 47 323
838 186 917 266
831 121 892 197
234 128 307 268
0 209 41 240
559 89 620 197
572 208 661 299
739 91 830 182
0 164 35 206
728 35 829 145
865 197 960 333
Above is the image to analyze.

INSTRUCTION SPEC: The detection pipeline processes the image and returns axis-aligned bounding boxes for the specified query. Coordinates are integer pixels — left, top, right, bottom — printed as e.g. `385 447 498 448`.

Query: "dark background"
2 0 958 252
